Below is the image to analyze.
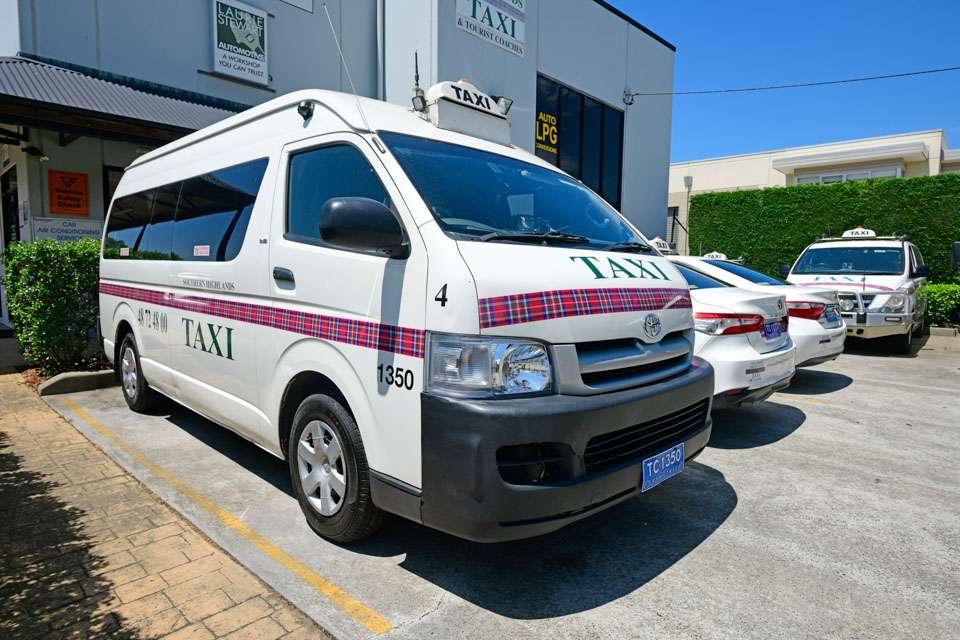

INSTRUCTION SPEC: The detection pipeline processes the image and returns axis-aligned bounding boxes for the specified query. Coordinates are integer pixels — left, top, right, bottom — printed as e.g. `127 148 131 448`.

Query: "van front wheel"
118 334 160 412
288 394 383 543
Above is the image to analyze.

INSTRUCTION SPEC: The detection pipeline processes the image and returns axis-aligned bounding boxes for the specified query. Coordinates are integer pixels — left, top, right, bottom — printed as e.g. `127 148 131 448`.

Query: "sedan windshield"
792 247 904 275
380 132 647 251
704 260 785 285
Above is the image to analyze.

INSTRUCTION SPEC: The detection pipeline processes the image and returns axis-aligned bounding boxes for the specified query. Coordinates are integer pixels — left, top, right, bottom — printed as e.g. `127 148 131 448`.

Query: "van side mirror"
953 241 960 270
778 264 790 278
319 197 409 258
911 264 930 279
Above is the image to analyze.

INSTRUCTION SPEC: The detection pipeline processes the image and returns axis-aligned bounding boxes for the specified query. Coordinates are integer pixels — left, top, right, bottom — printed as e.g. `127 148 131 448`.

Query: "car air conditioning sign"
212 0 268 86
456 0 526 57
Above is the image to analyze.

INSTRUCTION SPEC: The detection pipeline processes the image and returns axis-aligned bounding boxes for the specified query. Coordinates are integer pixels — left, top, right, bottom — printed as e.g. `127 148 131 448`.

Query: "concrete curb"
38 369 118 396
930 326 958 337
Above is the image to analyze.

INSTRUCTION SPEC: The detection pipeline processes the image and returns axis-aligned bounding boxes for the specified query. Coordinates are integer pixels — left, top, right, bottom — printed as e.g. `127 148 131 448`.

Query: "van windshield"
380 132 648 251
792 246 904 275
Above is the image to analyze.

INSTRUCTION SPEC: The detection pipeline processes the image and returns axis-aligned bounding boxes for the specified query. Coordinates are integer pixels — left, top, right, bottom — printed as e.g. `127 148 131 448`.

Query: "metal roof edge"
590 0 676 52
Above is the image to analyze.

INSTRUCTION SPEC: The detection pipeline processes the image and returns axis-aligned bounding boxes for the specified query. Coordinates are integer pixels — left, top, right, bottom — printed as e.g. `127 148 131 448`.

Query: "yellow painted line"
776 394 831 406
60 397 391 634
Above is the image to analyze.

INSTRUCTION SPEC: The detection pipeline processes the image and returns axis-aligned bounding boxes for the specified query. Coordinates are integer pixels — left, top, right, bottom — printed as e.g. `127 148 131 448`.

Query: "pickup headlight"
426 333 552 397
877 293 907 314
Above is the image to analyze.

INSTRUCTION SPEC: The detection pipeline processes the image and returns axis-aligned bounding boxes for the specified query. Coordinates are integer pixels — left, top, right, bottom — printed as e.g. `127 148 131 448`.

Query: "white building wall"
13 0 379 106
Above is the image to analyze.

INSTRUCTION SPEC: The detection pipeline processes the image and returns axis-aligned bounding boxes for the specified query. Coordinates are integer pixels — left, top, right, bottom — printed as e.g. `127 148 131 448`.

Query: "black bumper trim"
415 357 715 542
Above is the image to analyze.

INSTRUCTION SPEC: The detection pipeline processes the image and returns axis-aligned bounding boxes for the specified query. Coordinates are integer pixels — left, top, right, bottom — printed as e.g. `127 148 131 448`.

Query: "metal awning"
772 142 929 175
0 57 239 143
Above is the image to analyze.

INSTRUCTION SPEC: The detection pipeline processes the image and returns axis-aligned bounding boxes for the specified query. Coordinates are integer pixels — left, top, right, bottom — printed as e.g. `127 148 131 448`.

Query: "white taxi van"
784 228 928 353
99 80 715 543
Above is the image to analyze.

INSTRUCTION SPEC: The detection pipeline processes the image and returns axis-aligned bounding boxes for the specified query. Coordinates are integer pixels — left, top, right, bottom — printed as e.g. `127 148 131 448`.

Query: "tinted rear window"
674 264 727 290
104 191 152 258
704 259 785 285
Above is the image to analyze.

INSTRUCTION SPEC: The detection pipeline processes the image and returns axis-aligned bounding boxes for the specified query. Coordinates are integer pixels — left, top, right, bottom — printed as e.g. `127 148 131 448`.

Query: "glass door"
1 166 20 324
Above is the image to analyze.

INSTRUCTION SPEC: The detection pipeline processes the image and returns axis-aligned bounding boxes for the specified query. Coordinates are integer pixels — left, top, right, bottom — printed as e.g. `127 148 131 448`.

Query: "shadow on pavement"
153 403 736 619
352 462 736 618
708 401 806 449
844 332 928 358
786 368 852 395
0 433 137 639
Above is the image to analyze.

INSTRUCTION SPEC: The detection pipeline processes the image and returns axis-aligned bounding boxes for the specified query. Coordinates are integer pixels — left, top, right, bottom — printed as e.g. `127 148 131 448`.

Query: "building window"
795 165 902 185
535 75 624 210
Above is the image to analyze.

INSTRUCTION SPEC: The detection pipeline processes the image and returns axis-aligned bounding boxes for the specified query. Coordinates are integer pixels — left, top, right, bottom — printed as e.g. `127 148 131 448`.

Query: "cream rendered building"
667 129 960 254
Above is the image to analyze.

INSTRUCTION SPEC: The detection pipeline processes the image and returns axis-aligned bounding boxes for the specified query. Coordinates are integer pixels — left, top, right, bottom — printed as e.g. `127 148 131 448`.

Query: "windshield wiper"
604 241 654 253
477 230 590 245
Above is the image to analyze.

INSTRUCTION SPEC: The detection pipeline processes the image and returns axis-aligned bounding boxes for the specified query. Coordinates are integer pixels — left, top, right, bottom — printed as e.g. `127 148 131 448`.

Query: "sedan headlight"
426 333 553 397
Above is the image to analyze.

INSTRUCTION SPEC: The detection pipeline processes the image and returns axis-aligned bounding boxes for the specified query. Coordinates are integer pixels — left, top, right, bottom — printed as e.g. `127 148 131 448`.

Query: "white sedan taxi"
672 263 797 409
670 256 845 367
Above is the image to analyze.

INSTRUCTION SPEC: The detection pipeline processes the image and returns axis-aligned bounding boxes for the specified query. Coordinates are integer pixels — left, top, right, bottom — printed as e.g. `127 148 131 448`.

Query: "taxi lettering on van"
570 256 669 280
181 318 234 360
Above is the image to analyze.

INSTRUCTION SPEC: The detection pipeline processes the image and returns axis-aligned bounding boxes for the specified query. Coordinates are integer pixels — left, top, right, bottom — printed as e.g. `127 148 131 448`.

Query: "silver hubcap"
297 420 347 516
121 346 138 399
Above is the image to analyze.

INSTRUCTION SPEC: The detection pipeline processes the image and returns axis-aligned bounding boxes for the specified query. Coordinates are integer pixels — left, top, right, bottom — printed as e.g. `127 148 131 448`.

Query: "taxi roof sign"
703 251 728 260
423 80 512 145
649 236 674 254
842 227 876 238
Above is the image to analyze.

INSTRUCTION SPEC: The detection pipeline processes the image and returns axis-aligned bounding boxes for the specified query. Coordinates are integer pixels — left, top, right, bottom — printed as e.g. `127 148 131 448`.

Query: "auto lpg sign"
456 0 526 57
212 0 268 85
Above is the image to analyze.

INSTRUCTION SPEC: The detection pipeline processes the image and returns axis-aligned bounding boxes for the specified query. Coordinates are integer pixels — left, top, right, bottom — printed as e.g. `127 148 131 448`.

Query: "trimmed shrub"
688 174 960 284
925 284 960 327
4 238 103 376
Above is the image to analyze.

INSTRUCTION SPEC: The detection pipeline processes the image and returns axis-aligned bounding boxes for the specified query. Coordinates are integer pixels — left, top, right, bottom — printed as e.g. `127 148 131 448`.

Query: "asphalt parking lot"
47 335 960 640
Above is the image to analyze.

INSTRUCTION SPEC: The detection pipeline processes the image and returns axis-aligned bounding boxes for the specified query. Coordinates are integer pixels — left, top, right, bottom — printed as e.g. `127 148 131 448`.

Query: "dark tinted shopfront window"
535 75 623 210
104 158 268 261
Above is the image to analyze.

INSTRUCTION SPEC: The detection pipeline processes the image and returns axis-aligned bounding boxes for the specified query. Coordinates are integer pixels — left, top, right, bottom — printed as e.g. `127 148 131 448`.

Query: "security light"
492 95 513 115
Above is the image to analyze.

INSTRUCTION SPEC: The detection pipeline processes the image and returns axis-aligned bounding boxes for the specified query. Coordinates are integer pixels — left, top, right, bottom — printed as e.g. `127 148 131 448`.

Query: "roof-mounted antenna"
411 51 427 112
321 2 373 133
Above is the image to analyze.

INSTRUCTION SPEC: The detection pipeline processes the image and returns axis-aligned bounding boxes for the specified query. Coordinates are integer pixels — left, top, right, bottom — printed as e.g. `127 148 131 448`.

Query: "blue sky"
609 0 960 162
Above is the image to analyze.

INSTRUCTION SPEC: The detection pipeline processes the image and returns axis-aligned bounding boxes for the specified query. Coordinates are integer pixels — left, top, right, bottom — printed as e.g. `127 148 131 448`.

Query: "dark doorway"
1 166 20 323
1 167 19 251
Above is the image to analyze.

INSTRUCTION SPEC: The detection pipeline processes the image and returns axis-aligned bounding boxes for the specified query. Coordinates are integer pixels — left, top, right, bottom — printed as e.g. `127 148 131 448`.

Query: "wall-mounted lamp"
23 145 49 162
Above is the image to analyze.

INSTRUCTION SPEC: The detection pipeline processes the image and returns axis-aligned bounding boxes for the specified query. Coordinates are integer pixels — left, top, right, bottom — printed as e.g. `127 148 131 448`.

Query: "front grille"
583 399 709 475
838 292 875 313
571 330 692 394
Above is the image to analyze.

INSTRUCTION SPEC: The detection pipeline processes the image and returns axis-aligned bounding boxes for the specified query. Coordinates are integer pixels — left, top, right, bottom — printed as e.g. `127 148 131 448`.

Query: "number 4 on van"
182 318 234 360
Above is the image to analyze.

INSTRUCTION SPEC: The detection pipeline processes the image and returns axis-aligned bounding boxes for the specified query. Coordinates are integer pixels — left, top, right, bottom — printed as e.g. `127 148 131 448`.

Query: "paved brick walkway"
0 372 330 640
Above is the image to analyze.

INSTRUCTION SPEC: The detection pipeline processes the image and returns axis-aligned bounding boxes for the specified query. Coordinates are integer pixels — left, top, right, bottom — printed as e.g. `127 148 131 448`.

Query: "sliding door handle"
273 267 295 284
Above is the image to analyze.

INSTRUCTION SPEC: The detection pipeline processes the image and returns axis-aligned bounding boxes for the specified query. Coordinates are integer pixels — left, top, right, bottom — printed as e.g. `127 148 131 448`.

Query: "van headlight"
426 333 553 397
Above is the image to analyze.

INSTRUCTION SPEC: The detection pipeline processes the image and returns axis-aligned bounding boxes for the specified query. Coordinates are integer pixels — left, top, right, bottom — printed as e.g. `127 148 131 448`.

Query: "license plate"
641 443 685 492
762 322 782 339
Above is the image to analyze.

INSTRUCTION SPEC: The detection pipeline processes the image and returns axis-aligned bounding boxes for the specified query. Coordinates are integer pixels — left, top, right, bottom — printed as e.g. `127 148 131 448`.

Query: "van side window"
172 158 268 261
104 191 153 259
287 145 391 243
137 183 180 260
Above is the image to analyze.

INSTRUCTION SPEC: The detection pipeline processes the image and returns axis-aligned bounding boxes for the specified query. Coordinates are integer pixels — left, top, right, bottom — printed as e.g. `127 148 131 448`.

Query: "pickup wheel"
118 333 161 412
288 394 384 543
893 327 914 354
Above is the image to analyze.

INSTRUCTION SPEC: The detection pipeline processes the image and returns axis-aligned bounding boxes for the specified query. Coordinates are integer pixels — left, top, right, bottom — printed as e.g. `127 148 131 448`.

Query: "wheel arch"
278 370 353 460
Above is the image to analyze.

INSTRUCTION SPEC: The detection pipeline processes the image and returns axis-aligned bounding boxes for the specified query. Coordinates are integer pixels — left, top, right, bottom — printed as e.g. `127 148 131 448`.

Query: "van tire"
118 333 161 412
288 394 384 543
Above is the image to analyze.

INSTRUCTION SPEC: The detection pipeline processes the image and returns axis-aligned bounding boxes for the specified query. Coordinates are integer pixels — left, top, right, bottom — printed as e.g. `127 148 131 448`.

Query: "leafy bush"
688 174 960 284
925 284 960 327
4 238 103 376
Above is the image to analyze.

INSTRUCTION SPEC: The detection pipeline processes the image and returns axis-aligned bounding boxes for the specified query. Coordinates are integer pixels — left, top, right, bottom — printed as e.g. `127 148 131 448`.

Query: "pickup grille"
583 399 709 475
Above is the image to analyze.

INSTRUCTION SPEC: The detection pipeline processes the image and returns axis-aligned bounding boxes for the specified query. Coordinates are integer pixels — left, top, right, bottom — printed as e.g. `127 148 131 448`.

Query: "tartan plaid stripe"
478 287 692 329
99 281 425 358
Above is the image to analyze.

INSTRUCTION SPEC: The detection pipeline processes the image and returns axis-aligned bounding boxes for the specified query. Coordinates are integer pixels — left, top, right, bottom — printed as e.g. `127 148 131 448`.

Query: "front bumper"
840 312 911 339
415 357 714 542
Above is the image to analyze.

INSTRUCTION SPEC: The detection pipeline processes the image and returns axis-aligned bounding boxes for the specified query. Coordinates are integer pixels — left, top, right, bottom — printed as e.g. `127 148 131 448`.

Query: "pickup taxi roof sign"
842 227 876 238
424 80 512 145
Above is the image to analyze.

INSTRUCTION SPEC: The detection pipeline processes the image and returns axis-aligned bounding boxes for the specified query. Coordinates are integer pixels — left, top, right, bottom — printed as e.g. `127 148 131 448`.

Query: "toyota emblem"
643 313 662 340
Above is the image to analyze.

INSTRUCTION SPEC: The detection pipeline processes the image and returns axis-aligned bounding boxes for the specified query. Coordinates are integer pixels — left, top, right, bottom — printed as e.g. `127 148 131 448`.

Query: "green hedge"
688 174 960 284
4 238 103 376
926 284 960 327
